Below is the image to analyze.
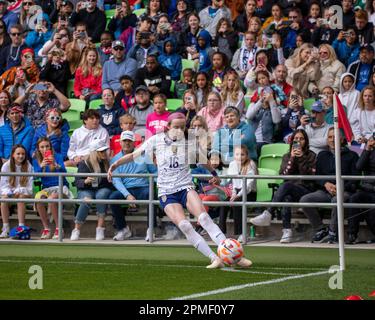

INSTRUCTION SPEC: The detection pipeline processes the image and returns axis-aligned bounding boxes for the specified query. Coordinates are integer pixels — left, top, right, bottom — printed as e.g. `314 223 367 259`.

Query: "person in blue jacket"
332 28 360 67
196 29 214 73
211 106 257 165
31 108 70 161
0 104 34 163
25 13 53 57
157 38 182 81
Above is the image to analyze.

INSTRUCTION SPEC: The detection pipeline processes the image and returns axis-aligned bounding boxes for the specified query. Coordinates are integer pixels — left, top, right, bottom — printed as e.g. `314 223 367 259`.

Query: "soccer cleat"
280 229 293 243
250 210 272 227
52 228 64 240
113 226 132 241
311 227 329 243
40 229 51 240
70 228 80 241
0 226 10 239
96 227 105 241
206 258 224 269
236 257 253 268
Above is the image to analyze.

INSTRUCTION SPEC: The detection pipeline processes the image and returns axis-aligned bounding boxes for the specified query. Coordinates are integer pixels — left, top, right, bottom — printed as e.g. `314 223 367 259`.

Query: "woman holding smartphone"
175 89 199 129
250 129 317 243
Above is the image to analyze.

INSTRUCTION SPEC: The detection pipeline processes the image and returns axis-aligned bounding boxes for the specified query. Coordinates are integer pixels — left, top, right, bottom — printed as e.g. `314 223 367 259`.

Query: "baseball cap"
311 100 324 113
120 131 135 141
135 85 149 94
360 45 374 53
9 104 23 114
112 40 124 49
88 140 109 152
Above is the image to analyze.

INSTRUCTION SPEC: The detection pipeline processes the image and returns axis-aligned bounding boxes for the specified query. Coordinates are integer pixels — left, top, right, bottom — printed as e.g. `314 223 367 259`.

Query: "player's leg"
186 189 226 246
164 203 223 268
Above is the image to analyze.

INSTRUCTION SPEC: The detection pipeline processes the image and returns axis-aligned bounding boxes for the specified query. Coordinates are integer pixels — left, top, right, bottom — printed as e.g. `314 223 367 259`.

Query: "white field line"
170 270 330 300
0 259 320 276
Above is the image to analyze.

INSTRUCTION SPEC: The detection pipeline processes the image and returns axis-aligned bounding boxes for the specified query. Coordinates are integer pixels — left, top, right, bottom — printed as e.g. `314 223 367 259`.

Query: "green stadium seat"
105 9 116 19
166 99 183 112
65 166 78 198
67 119 82 136
170 80 175 93
133 8 146 16
181 59 195 72
89 99 103 110
303 98 315 112
260 143 289 157
258 154 284 173
62 110 81 123
66 79 75 98
256 168 281 202
68 99 86 113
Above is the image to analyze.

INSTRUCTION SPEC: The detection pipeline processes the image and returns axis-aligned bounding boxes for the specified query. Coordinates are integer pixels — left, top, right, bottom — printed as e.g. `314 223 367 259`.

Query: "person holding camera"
126 30 159 69
346 136 375 244
25 13 53 55
332 28 360 67
107 0 137 39
70 0 106 43
311 7 340 48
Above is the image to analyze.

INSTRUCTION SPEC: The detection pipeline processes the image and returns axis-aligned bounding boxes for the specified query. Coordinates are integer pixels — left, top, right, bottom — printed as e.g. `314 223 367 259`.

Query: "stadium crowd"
0 0 374 244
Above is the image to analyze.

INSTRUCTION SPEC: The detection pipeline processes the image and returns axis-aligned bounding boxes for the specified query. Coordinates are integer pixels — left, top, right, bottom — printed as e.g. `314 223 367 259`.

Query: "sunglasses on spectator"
23 2 33 6
10 32 22 36
113 47 124 51
48 116 61 121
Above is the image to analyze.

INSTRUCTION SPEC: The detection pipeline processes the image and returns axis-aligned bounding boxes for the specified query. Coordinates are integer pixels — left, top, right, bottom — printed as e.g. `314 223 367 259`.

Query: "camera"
318 18 329 25
81 1 90 9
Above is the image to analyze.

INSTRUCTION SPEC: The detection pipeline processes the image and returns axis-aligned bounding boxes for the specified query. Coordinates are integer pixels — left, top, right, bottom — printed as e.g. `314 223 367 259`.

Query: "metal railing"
0 172 374 244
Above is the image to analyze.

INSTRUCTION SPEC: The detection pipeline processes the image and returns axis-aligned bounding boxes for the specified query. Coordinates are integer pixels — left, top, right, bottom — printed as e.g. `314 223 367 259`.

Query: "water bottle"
249 226 255 239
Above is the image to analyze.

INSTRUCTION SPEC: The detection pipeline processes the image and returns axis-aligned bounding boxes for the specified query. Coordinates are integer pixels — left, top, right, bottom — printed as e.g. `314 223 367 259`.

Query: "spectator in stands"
348 45 375 91
102 40 138 95
39 48 71 95
192 71 211 109
33 136 69 240
299 100 331 155
352 86 375 144
246 85 282 155
16 81 70 128
197 91 225 133
285 43 320 98
174 68 194 99
318 86 336 125
145 93 170 137
97 88 125 137
170 0 189 33
0 18 11 52
354 9 374 46
126 29 159 69
154 14 177 52
65 22 91 75
251 129 317 243
50 0 74 24
366 0 375 25
109 130 157 241
191 114 212 153
115 75 135 112
273 64 293 107
281 89 308 143
300 127 359 243
129 85 153 138
70 140 113 241
157 38 181 81
339 72 360 127
233 0 256 33
31 108 70 161
67 109 109 166
0 24 27 75
0 1 18 32
0 144 33 239
25 13 53 55
199 0 231 38
0 104 34 163
316 44 346 93
134 54 172 98
19 0 36 32
107 0 137 39
231 31 257 80
210 51 230 92
4 67 30 101
96 31 112 66
212 106 257 164
0 89 11 126
74 46 102 106
195 30 214 74
347 137 375 244
220 70 245 115
311 6 340 48
212 17 238 62
303 0 321 33
342 0 355 26
70 0 106 43
261 3 288 33
175 89 198 129
332 28 360 67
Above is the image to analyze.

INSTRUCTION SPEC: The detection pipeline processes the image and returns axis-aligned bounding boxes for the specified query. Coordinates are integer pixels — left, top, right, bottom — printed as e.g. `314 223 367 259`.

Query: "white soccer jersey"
138 133 196 197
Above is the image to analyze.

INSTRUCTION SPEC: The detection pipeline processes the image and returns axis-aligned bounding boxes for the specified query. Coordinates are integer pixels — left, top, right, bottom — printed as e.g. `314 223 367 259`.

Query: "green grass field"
0 243 374 300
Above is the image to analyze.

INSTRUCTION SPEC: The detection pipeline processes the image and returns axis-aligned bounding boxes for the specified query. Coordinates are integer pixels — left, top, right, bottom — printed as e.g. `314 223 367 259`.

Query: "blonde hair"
221 71 241 104
318 44 338 64
9 145 29 188
85 151 110 174
358 86 375 110
289 43 314 68
234 145 258 175
79 47 102 78
119 114 136 125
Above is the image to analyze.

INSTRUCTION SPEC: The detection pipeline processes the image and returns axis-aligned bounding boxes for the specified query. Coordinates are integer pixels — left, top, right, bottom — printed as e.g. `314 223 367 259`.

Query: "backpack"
9 226 35 240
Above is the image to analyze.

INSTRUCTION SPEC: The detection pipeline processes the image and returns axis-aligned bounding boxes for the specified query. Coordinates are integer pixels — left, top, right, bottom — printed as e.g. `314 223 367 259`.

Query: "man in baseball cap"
348 44 375 91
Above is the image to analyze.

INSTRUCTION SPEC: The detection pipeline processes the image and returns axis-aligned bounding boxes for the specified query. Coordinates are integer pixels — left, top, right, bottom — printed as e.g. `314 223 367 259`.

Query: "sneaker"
52 228 64 240
113 226 132 241
145 228 156 242
96 227 105 241
280 229 293 243
236 257 253 268
345 233 358 245
250 210 272 227
70 228 80 241
311 227 329 243
163 226 180 240
206 258 224 269
40 229 51 240
327 231 338 244
0 226 10 239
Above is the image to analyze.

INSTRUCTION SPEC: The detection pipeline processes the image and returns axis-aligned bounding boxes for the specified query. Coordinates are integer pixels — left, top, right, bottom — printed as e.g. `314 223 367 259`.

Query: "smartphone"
291 94 298 101
292 141 301 150
78 32 86 39
34 83 48 91
186 96 193 103
258 56 266 65
44 150 52 164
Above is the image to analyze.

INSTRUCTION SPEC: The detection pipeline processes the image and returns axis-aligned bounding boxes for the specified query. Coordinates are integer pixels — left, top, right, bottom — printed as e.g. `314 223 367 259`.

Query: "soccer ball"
217 238 244 265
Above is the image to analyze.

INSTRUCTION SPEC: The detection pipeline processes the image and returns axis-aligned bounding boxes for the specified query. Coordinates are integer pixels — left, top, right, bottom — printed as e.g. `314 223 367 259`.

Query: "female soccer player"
108 113 252 269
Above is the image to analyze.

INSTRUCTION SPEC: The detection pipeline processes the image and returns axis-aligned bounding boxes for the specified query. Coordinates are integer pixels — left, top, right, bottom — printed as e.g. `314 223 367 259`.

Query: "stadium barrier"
0 171 374 244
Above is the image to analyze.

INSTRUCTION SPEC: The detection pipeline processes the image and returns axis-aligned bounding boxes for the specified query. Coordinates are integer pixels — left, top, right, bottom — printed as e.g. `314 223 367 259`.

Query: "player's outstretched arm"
107 149 143 182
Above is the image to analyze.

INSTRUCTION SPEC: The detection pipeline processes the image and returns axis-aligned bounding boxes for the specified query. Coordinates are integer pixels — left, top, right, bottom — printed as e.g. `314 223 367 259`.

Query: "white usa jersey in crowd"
138 133 196 197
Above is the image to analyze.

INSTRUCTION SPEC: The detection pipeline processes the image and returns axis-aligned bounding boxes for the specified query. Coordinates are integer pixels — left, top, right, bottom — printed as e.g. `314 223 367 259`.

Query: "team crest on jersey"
161 195 167 202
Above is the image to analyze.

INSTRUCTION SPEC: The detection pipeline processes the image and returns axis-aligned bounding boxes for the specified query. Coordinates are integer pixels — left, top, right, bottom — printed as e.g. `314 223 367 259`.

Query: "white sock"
198 212 226 246
178 220 217 261
19 223 25 227
2 223 9 230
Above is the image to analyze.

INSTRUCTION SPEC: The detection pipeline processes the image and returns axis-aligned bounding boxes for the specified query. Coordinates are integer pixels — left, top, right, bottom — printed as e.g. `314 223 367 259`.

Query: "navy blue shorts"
159 189 190 210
